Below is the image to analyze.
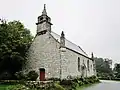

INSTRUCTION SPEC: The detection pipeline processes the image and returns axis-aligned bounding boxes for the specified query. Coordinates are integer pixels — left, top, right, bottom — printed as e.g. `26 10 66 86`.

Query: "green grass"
76 82 101 90
0 84 29 90
0 85 10 90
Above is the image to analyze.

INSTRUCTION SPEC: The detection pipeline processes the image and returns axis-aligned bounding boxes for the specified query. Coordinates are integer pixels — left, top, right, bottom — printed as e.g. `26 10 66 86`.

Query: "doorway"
39 68 45 81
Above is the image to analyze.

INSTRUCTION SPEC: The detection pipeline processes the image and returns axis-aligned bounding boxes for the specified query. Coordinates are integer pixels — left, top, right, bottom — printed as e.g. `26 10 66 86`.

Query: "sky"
0 0 120 65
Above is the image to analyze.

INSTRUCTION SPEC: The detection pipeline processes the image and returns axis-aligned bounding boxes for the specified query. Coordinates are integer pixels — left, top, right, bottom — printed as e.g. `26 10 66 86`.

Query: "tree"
113 63 120 78
94 57 113 79
0 19 33 79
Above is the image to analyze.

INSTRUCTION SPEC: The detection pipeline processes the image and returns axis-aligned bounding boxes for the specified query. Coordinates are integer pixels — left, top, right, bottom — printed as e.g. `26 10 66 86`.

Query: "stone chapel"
23 4 96 81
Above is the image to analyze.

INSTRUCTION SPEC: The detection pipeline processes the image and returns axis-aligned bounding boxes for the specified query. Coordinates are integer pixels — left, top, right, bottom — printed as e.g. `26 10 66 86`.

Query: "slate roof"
50 31 88 57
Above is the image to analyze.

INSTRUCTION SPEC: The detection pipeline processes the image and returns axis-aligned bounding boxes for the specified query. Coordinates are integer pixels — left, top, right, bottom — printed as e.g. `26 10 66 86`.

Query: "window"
46 17 48 21
87 60 89 71
78 57 80 72
40 17 43 21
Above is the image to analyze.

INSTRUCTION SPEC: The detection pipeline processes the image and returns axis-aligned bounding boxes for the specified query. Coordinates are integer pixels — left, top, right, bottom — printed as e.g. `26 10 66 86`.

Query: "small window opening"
87 60 89 71
78 57 80 72
40 17 43 21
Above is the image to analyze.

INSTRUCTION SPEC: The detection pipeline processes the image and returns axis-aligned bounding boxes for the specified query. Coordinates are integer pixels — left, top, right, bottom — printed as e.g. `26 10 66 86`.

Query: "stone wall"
23 31 95 80
60 48 94 79
23 32 61 79
25 81 54 89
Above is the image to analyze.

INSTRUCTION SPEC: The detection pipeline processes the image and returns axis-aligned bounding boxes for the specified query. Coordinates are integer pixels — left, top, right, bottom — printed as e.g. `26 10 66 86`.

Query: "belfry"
23 4 96 81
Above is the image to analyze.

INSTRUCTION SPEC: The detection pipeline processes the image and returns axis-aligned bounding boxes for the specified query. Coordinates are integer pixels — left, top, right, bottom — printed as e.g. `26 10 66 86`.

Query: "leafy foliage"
26 70 38 81
113 63 120 78
60 76 99 90
94 57 113 79
15 70 38 81
15 71 26 80
0 19 33 79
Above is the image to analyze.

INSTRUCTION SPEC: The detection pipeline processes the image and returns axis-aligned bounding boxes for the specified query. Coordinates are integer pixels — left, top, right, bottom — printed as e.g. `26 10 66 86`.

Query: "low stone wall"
0 80 54 89
25 81 54 89
0 76 99 90
0 80 21 84
60 76 100 90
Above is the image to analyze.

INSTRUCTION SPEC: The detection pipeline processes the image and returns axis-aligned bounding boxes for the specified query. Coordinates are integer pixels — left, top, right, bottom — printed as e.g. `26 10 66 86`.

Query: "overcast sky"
0 0 120 64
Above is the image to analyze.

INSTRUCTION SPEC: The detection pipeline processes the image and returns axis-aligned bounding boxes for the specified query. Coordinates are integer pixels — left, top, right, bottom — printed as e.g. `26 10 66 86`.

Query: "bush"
60 79 72 85
26 70 38 81
78 80 84 86
15 71 26 80
0 71 12 80
71 82 78 89
15 70 38 81
72 78 79 83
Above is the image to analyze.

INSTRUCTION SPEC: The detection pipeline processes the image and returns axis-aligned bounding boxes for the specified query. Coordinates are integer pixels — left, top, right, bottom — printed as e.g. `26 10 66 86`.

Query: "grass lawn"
0 84 27 90
0 84 10 90
0 84 31 90
76 82 101 90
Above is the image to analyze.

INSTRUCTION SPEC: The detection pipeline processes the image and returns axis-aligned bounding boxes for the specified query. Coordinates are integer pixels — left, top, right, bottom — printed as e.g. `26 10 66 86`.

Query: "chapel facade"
23 4 96 80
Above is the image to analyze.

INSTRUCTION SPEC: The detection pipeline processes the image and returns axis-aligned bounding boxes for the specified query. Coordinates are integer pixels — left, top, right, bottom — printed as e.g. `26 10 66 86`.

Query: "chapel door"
39 68 45 81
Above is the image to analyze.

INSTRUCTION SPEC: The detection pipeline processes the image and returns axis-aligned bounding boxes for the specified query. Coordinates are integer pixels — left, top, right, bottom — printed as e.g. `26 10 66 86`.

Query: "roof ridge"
78 46 88 56
51 31 88 56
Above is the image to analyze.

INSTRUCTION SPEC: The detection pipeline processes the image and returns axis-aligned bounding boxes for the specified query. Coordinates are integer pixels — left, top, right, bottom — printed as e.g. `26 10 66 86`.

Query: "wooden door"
39 68 45 81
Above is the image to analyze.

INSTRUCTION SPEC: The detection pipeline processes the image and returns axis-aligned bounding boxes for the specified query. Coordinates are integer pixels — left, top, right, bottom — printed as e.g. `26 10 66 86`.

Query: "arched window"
87 60 89 71
78 57 80 72
46 17 48 21
40 17 43 21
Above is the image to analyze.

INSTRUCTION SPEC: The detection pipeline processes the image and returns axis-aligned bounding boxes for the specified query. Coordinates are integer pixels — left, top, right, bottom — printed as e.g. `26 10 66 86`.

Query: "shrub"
15 70 38 81
60 79 72 85
72 78 79 83
71 82 78 89
84 79 89 84
78 80 84 86
0 71 12 80
26 70 38 81
15 71 26 80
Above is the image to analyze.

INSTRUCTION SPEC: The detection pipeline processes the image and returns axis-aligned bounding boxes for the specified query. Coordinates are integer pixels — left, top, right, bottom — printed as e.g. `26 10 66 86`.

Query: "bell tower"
36 4 52 35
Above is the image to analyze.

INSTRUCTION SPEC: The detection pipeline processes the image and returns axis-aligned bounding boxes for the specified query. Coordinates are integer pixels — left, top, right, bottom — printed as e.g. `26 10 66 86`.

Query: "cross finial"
61 31 64 35
42 4 47 15
91 52 94 58
61 31 65 38
44 4 46 9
